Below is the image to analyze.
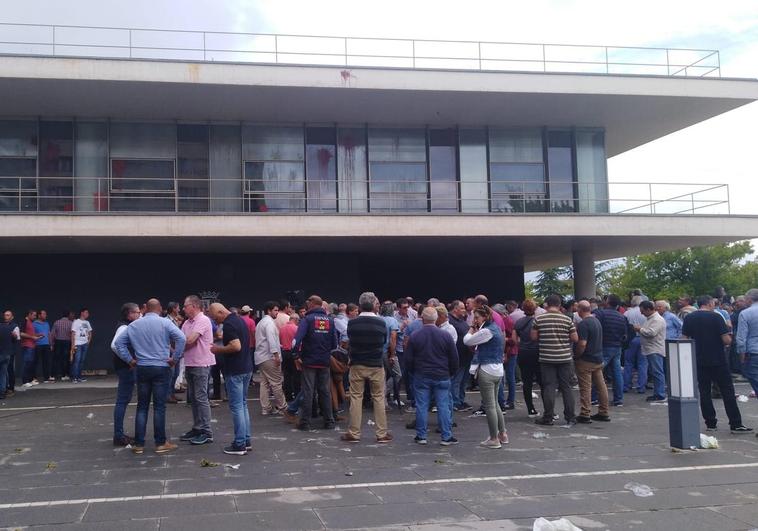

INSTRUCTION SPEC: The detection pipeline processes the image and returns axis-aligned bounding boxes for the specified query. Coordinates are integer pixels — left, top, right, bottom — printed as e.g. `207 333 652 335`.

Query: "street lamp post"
665 339 700 449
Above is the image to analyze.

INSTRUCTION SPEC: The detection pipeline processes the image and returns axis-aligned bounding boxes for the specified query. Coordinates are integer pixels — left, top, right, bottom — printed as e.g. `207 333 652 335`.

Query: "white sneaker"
31 379 40 386
480 439 502 449
61 376 70 381
22 382 34 388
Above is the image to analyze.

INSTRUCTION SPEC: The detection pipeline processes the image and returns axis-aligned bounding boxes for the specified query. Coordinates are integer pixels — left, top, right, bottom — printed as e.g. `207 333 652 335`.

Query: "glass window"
305 127 336 212
74 122 107 212
109 122 176 159
337 127 367 212
110 159 175 212
210 125 242 212
245 161 305 212
575 129 608 213
368 128 426 162
489 129 543 163
39 121 73 212
242 125 304 161
369 163 427 212
178 124 209 212
0 158 36 212
490 163 545 213
0 120 37 157
369 128 427 212
459 128 488 213
547 130 576 213
429 129 458 212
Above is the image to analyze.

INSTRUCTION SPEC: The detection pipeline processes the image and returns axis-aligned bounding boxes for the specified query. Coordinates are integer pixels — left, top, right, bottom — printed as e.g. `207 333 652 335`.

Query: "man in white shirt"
624 296 647 394
254 301 286 415
436 305 458 343
70 308 93 383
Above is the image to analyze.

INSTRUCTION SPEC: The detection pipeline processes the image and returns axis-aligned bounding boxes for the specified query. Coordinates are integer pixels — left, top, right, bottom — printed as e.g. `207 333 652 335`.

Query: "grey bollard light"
665 339 700 449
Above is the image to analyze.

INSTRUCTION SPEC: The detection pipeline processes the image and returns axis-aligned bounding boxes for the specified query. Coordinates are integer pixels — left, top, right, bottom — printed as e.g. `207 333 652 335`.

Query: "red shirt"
21 319 36 349
279 322 298 351
241 315 256 348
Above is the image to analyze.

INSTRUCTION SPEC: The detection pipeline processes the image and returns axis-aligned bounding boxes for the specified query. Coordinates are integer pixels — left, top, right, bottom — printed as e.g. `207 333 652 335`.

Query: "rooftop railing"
0 23 721 77
0 177 730 215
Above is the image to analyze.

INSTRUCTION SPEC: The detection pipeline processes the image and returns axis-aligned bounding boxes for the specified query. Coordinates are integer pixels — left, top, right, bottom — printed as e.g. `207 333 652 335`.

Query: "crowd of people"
2 286 758 455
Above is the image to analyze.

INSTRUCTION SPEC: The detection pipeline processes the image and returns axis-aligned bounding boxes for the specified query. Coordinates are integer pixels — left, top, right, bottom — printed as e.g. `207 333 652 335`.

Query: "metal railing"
0 23 721 77
0 177 730 215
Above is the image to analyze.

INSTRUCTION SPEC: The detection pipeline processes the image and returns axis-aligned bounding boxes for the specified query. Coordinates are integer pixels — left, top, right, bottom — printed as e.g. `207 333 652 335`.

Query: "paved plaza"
1 379 758 530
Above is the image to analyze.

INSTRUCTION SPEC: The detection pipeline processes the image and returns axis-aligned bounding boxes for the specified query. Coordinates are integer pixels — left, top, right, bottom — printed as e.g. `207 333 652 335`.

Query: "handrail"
0 22 721 77
0 177 730 215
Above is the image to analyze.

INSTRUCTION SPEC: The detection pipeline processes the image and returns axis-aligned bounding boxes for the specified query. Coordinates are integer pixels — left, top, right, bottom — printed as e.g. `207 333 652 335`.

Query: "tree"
532 266 573 302
603 241 757 302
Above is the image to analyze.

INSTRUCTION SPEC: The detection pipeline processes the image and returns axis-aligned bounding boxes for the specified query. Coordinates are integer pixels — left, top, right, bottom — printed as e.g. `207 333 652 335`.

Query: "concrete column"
572 249 596 299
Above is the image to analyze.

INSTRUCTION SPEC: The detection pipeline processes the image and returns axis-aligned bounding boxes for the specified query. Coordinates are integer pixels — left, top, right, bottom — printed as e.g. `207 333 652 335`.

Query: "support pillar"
572 249 596 299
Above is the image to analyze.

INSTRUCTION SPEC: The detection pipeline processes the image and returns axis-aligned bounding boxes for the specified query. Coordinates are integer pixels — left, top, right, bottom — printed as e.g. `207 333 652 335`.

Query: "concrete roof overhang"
2 214 758 270
0 56 756 156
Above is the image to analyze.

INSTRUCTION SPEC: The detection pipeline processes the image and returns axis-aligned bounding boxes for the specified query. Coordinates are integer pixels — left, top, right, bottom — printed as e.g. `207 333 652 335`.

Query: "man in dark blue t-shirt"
575 301 609 423
593 294 628 406
682 296 752 434
209 303 252 455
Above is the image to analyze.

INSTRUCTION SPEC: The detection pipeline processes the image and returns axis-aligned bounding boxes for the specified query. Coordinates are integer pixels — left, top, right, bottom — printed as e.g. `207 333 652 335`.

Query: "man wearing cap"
239 305 256 351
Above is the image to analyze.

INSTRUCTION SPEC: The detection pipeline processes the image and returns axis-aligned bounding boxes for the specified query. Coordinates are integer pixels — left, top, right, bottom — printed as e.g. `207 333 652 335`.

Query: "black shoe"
590 400 599 406
323 422 336 430
731 425 753 434
576 415 592 424
504 402 515 410
189 433 213 445
180 429 200 442
223 444 247 455
612 401 623 407
296 422 311 431
414 436 428 445
498 403 507 411
440 437 459 446
113 435 134 446
646 395 667 402
590 413 611 422
705 426 717 432
245 440 252 451
535 417 554 426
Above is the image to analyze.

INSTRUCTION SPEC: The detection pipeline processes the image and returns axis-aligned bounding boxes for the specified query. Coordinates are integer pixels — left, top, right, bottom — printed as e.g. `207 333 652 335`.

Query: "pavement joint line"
2 462 758 510
0 398 263 411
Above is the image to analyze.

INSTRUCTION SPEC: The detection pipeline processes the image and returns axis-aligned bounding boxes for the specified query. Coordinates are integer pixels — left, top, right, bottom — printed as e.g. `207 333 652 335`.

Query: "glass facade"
0 119 608 214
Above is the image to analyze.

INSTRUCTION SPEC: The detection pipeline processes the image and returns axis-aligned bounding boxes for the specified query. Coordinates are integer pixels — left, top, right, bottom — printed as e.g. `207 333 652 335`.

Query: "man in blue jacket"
293 295 338 431
406 307 459 446
115 298 186 455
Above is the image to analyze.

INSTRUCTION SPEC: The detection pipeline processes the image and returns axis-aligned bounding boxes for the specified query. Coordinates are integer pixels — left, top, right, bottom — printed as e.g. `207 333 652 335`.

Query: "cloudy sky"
7 1 758 229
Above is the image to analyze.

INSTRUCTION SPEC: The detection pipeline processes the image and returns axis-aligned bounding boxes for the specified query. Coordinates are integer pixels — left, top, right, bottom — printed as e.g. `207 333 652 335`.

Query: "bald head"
207 302 231 324
577 300 592 316
146 298 162 314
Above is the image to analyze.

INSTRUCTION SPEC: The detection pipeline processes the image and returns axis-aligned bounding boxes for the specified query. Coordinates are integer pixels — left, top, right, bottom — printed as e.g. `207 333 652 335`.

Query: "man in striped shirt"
531 294 578 426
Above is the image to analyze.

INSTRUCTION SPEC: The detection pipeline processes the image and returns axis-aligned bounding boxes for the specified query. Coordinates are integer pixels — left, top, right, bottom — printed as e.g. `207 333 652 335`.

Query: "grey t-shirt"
577 316 603 363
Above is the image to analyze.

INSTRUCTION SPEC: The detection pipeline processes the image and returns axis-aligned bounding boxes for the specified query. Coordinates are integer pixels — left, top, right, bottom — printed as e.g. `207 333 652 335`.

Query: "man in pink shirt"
179 295 215 446
240 305 256 350
279 314 300 402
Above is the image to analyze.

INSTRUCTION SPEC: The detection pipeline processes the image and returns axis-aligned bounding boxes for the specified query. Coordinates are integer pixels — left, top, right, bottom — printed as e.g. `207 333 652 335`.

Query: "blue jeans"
451 363 469 407
0 356 8 396
504 356 517 404
646 353 666 397
742 353 758 396
134 365 171 446
398 351 415 404
70 344 88 380
22 346 36 383
597 346 624 404
623 337 647 391
413 376 452 440
287 390 303 414
113 367 136 439
225 372 252 447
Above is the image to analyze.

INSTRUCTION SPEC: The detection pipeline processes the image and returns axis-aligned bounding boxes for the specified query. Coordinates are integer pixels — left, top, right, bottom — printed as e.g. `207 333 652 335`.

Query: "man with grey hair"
341 292 392 443
406 307 459 446
736 288 758 403
655 300 683 340
624 295 648 394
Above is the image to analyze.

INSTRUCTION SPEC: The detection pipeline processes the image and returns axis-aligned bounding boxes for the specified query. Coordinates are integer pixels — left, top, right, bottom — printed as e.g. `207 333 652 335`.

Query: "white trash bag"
624 482 654 497
533 517 583 531
699 433 719 449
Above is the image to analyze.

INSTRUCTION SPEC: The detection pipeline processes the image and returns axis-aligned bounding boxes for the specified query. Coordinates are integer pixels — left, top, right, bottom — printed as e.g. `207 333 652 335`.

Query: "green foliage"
533 266 573 301
603 241 757 302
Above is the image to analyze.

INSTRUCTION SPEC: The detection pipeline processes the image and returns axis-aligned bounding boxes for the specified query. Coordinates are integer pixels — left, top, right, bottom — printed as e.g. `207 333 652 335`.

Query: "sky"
5 0 758 274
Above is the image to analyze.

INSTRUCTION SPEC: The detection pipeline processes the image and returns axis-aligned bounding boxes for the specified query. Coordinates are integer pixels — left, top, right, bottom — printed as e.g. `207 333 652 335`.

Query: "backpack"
515 316 538 350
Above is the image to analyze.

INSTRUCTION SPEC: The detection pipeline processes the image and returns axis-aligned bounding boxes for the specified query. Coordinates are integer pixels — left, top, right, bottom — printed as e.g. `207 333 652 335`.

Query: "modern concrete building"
1 25 757 370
